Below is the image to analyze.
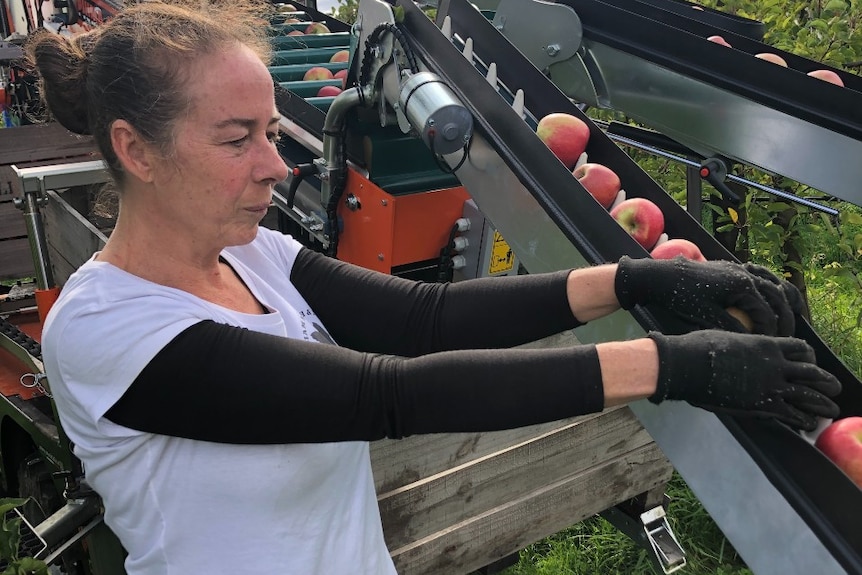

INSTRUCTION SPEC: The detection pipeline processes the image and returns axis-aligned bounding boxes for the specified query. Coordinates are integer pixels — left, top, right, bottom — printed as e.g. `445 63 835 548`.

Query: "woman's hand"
614 255 802 336
647 330 841 431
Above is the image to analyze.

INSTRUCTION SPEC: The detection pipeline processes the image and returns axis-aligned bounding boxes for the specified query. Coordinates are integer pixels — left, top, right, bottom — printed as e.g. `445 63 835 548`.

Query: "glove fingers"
783 363 842 397
775 384 842 418
778 337 817 363
769 404 819 432
751 274 795 336
694 403 818 432
744 264 802 335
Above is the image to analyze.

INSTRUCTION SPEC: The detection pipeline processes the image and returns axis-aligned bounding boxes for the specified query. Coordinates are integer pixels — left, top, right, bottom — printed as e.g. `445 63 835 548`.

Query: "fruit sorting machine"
422 0 862 572
2 0 862 572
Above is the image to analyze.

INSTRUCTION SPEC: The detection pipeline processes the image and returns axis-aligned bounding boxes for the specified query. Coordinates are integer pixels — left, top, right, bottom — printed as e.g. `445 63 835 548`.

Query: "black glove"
615 255 796 336
742 262 808 334
648 330 841 431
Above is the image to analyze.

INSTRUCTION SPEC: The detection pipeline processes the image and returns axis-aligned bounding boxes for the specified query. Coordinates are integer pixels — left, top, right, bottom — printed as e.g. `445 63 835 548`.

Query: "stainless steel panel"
586 41 862 206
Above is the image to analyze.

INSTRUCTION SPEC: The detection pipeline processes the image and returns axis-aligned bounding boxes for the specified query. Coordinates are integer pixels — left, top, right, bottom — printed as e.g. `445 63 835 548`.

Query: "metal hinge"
641 505 686 574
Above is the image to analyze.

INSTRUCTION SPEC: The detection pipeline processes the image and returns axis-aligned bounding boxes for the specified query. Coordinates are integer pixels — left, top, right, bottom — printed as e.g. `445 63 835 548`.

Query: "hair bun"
25 31 93 135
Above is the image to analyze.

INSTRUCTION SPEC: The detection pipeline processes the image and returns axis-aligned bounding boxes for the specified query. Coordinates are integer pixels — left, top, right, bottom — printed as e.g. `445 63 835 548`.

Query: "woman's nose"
257 137 290 185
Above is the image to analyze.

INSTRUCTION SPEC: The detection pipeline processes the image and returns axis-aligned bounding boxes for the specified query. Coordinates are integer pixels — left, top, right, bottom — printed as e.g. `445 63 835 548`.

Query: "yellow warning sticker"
489 230 515 275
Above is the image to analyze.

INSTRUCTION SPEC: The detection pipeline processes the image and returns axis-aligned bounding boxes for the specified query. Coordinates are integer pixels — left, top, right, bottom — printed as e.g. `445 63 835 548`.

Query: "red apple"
707 35 732 47
650 238 706 262
287 30 304 36
305 22 331 35
317 85 343 97
815 417 862 488
536 113 590 170
807 69 845 87
303 66 334 81
572 163 620 209
276 3 297 12
330 50 349 63
755 53 788 67
610 197 665 250
726 307 754 332
334 69 349 88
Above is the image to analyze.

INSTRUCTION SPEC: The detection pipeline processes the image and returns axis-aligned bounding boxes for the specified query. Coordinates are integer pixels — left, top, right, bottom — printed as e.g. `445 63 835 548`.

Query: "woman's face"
147 43 289 251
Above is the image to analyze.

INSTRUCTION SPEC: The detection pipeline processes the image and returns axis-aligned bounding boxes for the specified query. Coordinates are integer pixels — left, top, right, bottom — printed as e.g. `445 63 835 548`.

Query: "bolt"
545 44 561 57
378 253 385 261
381 199 388 206
345 195 361 211
428 118 435 126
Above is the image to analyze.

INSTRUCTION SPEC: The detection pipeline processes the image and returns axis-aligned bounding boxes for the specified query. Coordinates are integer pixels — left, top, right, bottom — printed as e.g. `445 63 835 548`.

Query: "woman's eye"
227 136 248 147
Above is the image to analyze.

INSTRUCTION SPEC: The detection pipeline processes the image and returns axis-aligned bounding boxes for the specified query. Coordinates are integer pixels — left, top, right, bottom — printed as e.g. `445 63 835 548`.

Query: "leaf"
0 501 28 518
844 212 862 225
808 18 829 31
715 223 736 233
728 207 739 224
765 202 792 212
823 0 847 12
14 557 49 575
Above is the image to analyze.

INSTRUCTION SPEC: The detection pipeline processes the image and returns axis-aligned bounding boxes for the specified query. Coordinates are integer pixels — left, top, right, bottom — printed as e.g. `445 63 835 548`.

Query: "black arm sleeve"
105 320 604 444
290 247 582 356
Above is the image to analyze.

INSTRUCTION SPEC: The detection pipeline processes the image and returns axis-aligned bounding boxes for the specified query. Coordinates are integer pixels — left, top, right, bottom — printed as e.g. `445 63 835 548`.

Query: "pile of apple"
706 35 845 87
301 50 350 97
536 112 674 256
536 112 861 490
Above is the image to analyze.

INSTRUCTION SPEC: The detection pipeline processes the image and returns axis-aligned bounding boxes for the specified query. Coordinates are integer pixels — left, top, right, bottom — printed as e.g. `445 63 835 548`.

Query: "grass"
496 472 752 575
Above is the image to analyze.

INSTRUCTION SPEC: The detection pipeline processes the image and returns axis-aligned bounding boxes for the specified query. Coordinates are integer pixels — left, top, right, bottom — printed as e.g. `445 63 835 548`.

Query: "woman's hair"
25 0 274 184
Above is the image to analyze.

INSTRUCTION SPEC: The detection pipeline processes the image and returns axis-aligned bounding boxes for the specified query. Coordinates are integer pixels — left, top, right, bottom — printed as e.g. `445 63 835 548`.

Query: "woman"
27 1 839 573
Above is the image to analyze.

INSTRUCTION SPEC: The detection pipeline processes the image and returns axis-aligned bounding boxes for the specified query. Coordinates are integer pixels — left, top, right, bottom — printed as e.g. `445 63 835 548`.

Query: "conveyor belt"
490 0 862 206
621 0 764 40
384 0 862 572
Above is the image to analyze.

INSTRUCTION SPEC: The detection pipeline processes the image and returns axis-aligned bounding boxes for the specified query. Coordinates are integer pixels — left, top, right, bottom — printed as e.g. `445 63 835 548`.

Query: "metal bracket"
641 505 686 574
492 0 582 72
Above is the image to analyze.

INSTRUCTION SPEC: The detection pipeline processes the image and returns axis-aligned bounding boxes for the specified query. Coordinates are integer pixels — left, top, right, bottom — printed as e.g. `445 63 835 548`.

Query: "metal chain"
20 372 52 398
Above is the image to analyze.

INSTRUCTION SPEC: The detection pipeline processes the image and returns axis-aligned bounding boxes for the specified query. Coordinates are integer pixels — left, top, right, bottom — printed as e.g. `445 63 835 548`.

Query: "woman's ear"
110 119 157 183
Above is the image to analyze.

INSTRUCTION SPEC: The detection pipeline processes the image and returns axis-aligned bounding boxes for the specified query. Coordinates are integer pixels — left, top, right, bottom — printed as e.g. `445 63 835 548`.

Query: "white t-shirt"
42 228 398 575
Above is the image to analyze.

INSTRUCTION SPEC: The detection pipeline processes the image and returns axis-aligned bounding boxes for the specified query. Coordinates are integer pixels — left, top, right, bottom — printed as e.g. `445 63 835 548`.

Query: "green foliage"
330 0 358 23
0 499 49 575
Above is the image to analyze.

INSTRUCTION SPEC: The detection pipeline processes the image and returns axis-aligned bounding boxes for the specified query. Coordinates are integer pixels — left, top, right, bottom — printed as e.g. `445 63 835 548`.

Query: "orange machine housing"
336 168 470 274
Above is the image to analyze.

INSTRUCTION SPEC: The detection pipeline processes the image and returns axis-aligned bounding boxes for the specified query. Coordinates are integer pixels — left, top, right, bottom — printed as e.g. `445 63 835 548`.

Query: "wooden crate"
0 123 99 282
0 196 34 281
42 184 673 575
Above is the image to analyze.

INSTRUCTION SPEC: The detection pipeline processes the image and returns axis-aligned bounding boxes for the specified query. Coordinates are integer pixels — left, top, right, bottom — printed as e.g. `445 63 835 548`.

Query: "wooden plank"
388 442 672 575
0 198 27 240
377 407 655 550
0 237 35 281
370 330 600 492
43 190 107 286
0 124 97 166
370 412 603 492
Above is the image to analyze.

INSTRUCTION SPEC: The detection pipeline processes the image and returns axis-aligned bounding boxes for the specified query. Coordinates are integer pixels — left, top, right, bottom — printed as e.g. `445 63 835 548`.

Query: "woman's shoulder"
43 258 206 348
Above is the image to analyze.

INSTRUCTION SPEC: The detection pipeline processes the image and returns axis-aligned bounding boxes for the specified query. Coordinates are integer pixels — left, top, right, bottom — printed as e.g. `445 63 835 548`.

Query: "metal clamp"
641 505 686 574
20 373 52 398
